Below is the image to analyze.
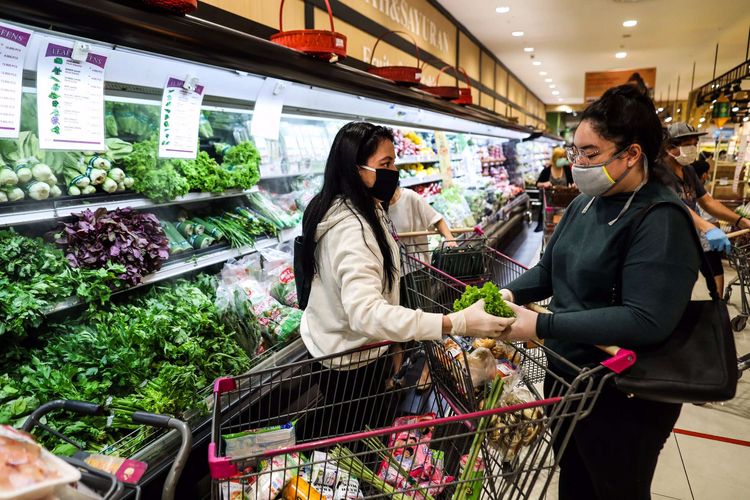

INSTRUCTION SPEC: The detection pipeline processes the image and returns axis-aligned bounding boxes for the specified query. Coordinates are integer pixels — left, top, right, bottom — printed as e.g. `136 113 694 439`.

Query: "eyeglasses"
565 145 629 166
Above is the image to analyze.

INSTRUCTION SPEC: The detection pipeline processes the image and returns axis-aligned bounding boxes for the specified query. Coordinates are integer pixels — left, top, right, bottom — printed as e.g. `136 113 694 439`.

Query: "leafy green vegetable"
121 139 189 202
0 278 251 453
218 141 261 189
453 282 515 318
173 151 234 193
0 229 124 339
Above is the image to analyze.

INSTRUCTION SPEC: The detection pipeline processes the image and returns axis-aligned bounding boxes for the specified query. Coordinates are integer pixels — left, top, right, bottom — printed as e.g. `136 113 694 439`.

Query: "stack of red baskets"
271 0 347 61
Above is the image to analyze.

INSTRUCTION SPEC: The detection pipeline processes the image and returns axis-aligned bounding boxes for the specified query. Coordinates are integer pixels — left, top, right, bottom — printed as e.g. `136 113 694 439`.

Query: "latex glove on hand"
444 240 458 248
503 302 540 342
705 227 731 253
447 299 515 338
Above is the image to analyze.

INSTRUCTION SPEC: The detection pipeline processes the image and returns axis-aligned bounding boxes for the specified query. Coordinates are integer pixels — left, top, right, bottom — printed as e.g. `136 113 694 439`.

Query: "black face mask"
359 165 399 204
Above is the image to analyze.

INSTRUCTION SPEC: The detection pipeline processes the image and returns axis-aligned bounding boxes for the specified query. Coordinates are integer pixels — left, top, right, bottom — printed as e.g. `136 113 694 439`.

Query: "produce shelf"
260 171 322 180
395 154 462 166
400 174 443 187
46 237 278 315
0 189 255 228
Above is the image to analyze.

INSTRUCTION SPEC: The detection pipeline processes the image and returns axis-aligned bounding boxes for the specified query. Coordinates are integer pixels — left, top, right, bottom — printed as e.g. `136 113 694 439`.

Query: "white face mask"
670 145 699 166
571 147 630 197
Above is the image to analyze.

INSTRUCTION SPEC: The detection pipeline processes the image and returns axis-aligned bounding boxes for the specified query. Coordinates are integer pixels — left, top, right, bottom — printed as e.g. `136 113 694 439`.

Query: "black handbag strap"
621 201 720 302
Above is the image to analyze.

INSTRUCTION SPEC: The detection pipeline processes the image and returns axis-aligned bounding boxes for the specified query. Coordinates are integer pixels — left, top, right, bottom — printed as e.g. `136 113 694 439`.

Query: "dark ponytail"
581 84 671 184
300 122 397 292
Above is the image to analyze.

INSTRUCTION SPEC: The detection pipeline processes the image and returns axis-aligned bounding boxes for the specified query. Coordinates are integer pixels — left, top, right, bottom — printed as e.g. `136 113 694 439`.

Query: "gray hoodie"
300 198 443 369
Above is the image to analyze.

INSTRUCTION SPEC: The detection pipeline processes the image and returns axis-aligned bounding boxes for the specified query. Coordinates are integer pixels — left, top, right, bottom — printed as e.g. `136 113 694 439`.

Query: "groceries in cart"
376 414 453 499
0 425 81 498
223 422 297 461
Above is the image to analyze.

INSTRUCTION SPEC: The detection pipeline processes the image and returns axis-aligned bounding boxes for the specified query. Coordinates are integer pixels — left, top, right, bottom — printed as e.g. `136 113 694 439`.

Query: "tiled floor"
502 229 750 500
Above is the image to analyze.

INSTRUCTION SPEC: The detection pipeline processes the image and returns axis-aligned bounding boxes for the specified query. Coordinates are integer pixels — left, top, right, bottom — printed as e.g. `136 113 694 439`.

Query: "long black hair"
581 84 671 184
300 121 397 292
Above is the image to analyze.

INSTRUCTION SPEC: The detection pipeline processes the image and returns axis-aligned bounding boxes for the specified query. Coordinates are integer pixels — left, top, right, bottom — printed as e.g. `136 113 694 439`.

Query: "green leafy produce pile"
0 229 124 339
121 139 190 203
173 151 234 194
0 277 251 454
120 139 262 201
453 282 515 318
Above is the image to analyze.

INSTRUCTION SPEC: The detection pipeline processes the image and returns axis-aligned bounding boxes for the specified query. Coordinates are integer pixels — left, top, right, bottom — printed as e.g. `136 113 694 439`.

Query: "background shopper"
663 122 750 293
534 147 574 231
499 85 700 500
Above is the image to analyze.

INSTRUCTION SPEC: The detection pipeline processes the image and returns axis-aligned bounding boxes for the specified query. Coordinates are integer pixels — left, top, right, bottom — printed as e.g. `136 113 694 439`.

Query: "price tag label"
0 22 32 139
158 77 205 159
37 39 108 150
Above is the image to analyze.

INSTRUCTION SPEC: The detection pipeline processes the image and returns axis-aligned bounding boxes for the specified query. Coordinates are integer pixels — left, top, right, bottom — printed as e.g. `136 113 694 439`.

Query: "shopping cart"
723 228 750 331
541 187 579 253
21 399 192 500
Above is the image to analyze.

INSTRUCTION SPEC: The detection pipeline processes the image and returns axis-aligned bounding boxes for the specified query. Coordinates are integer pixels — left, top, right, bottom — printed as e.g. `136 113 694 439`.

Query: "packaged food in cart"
0 425 81 500
223 422 296 460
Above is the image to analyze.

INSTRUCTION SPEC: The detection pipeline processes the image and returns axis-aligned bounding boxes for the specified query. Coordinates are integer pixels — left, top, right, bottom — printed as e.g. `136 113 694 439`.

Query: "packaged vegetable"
260 248 299 307
223 422 296 460
245 453 301 500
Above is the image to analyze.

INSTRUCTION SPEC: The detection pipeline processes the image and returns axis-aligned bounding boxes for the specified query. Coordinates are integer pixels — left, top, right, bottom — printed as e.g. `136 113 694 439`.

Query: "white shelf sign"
0 22 32 139
37 40 107 150
158 77 205 159
251 78 285 141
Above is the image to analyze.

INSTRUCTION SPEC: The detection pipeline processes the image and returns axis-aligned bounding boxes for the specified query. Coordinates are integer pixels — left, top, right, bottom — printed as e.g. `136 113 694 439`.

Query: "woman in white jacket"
298 122 513 436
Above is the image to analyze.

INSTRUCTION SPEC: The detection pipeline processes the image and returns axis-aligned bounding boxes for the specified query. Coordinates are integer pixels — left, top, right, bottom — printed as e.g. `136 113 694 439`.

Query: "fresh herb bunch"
0 278 251 454
453 282 515 318
0 229 123 338
57 207 170 287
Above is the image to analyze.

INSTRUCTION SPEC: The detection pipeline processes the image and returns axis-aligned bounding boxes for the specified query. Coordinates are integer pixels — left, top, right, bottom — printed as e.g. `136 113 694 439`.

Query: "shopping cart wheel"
730 315 747 332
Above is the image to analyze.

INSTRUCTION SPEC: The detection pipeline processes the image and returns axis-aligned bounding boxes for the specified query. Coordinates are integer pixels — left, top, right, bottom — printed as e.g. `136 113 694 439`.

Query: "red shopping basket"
271 0 347 60
368 30 423 86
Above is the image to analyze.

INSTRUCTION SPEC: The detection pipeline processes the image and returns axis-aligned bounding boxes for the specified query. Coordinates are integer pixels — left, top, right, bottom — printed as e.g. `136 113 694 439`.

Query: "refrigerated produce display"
0 3 560 497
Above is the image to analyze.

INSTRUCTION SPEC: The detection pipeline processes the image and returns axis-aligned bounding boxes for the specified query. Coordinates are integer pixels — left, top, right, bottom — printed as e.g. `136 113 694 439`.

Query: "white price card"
251 78 285 141
37 40 107 150
158 77 205 159
0 23 32 139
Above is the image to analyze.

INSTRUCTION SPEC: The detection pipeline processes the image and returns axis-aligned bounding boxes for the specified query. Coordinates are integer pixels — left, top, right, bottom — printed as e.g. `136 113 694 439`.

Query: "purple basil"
57 207 170 287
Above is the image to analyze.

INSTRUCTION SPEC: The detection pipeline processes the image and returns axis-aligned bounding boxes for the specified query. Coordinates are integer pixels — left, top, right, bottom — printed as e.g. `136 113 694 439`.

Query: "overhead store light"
699 117 706 122
539 71 548 76
664 116 673 123
544 78 553 82
496 6 510 14
623 20 638 27
524 47 534 52
549 84 556 89
615 51 628 59
552 90 560 95
732 106 740 112
744 116 749 122
512 31 524 37
532 61 542 66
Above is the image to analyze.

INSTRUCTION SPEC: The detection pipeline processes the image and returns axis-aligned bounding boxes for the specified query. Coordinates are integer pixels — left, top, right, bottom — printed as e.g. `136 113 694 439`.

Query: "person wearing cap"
664 122 750 293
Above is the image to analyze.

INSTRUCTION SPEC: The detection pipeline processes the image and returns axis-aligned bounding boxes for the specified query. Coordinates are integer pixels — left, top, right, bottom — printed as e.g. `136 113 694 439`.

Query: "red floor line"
673 427 750 447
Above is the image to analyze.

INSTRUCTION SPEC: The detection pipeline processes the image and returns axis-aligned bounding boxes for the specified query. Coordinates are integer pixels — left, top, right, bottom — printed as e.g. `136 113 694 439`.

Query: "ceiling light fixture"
664 116 673 123
615 51 628 59
699 117 706 123
496 6 510 14
623 20 638 28
532 61 542 66
544 78 553 82
539 71 547 76
511 31 524 37
732 106 740 112
549 84 556 89
524 47 534 52
657 107 664 112
744 116 750 122
552 90 560 95
698 123 703 128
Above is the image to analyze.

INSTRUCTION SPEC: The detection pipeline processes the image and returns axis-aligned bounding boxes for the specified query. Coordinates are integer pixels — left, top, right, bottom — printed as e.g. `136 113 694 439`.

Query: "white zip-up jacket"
300 198 443 368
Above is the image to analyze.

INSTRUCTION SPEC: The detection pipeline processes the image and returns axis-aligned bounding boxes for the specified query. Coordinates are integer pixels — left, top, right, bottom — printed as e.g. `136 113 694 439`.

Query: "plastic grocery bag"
259 248 298 308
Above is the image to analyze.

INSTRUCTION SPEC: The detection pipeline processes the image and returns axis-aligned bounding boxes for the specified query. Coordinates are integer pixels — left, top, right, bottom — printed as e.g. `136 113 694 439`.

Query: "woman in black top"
500 85 700 500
